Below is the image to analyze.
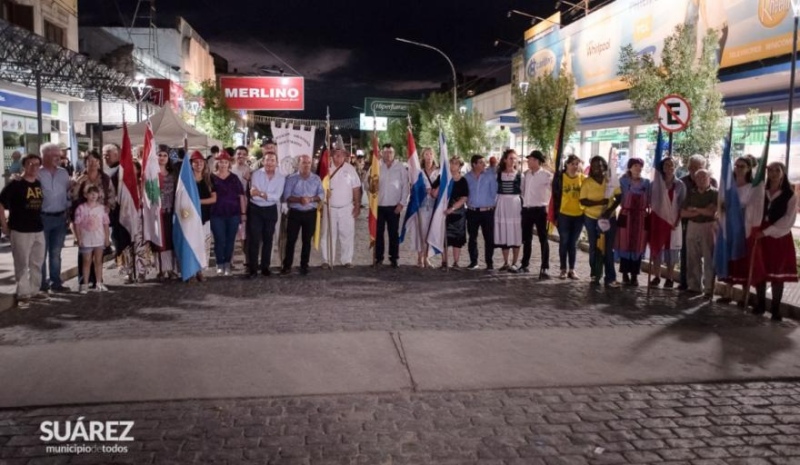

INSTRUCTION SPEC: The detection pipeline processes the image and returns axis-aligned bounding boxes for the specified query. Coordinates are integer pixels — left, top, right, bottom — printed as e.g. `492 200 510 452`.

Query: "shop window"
44 20 65 47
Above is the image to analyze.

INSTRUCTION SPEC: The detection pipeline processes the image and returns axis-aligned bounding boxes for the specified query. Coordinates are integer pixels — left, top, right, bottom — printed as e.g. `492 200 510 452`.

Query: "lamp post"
506 10 561 25
519 82 530 163
494 39 523 50
396 38 458 116
787 0 800 168
554 0 590 17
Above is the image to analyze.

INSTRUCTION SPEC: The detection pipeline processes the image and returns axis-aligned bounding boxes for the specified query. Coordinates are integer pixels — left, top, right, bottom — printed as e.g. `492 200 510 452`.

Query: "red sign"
219 76 305 111
145 79 184 113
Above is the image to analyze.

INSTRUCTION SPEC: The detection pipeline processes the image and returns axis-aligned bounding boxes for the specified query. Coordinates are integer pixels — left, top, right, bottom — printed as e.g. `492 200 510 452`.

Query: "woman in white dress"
494 149 522 272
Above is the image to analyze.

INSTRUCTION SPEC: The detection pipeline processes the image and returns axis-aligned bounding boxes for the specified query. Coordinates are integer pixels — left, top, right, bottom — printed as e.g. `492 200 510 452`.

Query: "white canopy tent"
102 106 223 149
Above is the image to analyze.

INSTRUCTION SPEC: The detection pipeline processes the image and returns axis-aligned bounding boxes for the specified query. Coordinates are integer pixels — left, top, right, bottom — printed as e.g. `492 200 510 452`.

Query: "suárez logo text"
39 418 135 442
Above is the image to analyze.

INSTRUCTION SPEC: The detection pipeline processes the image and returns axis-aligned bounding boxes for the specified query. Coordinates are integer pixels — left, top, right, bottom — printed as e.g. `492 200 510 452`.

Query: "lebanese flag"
141 124 162 248
118 121 140 245
648 128 677 257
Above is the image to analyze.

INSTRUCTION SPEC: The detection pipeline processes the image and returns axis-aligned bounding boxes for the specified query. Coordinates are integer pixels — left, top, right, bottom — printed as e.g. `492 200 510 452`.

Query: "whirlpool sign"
524 0 800 99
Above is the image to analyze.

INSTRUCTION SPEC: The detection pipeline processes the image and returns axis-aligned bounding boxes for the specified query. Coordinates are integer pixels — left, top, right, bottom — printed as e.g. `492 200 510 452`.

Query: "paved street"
0 219 797 464
1 382 799 464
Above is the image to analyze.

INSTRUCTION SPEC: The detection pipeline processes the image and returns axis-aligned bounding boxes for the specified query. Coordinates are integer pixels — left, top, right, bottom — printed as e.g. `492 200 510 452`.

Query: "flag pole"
372 116 378 267
408 114 427 266
441 126 449 272
325 107 334 269
744 237 760 309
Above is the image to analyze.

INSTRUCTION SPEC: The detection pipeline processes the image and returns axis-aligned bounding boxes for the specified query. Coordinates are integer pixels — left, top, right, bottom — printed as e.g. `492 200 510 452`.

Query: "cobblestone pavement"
0 259 796 346
0 217 796 346
0 381 798 464
2 221 799 464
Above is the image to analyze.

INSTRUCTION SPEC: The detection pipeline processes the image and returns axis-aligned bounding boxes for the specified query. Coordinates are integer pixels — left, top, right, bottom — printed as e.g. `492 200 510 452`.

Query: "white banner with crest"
270 122 316 176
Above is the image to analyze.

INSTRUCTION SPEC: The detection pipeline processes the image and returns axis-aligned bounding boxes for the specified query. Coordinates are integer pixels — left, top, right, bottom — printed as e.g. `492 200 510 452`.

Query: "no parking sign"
655 94 692 133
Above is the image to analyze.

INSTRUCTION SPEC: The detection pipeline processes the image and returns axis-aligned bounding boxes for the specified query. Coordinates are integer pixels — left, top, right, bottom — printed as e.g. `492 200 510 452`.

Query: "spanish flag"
368 131 380 248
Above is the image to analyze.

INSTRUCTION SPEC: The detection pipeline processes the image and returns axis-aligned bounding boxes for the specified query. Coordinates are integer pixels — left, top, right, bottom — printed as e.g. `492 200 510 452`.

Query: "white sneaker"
97 284 108 292
223 265 232 277
216 267 224 275
79 285 87 295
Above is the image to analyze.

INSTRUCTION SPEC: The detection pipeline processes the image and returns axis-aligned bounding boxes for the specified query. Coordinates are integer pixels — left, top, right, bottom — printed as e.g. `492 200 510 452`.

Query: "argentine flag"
714 121 746 280
427 131 452 256
400 127 430 248
173 154 205 281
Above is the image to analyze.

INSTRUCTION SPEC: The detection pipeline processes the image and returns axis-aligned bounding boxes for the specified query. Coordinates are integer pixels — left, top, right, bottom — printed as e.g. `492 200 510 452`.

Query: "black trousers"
247 204 278 273
376 206 400 263
521 206 549 270
283 209 316 270
679 219 688 288
467 209 495 268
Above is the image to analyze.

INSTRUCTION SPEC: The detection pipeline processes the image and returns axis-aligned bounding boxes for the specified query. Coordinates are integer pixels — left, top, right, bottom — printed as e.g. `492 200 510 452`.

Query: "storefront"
0 87 68 184
469 0 800 181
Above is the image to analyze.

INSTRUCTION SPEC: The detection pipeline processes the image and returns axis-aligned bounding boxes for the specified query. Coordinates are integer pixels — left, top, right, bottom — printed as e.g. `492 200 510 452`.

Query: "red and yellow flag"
368 131 380 247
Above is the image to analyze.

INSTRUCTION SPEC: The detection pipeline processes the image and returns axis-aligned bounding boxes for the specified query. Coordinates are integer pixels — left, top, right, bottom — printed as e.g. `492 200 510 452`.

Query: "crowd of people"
0 138 797 320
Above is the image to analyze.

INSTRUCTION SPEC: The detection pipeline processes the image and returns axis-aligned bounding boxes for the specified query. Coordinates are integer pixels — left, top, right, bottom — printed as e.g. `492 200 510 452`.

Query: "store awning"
0 18 134 102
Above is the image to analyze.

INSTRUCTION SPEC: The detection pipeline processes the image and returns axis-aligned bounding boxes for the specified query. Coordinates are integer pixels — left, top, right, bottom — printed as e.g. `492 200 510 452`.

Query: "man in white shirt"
245 153 285 278
376 144 409 268
520 150 553 278
231 145 251 189
321 148 361 268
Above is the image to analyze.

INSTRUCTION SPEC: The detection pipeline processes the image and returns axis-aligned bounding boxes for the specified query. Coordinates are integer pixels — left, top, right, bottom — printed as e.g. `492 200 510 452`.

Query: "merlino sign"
220 76 304 111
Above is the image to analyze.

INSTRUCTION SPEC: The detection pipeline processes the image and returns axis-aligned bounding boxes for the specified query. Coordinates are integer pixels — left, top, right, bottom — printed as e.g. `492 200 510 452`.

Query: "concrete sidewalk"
0 325 797 408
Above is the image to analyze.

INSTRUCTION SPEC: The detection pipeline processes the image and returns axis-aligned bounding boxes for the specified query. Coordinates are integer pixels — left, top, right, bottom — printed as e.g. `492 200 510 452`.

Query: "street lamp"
507 10 561 26
787 0 800 168
494 39 522 50
396 37 458 116
554 0 590 16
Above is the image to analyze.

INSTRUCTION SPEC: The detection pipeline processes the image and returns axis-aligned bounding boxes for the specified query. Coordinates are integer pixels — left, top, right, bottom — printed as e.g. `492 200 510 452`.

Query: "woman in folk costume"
493 148 523 272
615 158 650 287
154 145 179 281
648 156 686 288
414 147 439 268
717 155 759 304
751 162 798 321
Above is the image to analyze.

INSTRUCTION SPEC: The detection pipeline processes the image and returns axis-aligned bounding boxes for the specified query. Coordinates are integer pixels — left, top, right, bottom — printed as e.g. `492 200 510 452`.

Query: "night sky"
78 0 554 118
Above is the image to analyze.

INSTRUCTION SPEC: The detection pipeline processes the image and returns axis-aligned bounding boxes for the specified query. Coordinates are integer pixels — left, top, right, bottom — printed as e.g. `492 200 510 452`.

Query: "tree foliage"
452 109 489 157
513 71 578 160
195 79 237 147
618 24 726 160
416 91 490 159
359 91 491 160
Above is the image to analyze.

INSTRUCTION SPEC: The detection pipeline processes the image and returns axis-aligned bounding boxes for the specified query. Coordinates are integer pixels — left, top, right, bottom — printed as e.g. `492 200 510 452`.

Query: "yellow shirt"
580 177 621 219
560 173 584 217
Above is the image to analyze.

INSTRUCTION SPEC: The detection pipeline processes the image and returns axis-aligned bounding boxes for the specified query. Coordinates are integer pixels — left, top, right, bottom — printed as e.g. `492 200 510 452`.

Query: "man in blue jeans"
38 142 72 293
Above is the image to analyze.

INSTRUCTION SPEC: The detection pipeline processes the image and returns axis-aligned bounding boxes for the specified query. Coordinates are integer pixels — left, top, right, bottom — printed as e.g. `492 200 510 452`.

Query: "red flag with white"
118 120 140 243
141 124 163 247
